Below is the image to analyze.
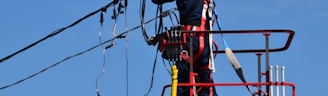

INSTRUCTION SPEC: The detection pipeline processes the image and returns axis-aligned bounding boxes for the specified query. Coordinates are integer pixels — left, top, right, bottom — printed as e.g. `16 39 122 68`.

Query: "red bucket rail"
161 82 296 96
159 29 296 96
161 65 296 96
187 29 295 53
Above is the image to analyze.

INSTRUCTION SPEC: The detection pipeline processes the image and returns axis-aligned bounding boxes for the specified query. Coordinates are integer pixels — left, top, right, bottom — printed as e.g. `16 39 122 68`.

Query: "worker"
152 0 218 96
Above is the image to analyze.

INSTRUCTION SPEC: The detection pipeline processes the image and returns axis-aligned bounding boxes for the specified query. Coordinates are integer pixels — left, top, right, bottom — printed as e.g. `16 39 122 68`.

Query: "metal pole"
282 66 286 96
189 34 197 96
256 53 262 82
270 66 273 96
264 32 271 96
256 52 262 96
276 65 279 96
265 32 270 69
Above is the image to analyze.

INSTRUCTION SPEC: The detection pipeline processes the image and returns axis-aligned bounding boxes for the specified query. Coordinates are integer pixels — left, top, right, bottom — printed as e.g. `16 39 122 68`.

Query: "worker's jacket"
152 0 204 26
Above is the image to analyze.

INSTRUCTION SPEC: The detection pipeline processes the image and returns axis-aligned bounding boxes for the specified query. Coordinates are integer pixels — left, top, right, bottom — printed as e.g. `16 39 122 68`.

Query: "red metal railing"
160 29 296 96
174 29 294 53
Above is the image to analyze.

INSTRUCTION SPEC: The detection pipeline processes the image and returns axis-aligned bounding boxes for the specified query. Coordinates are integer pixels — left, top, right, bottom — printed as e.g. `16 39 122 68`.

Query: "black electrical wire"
170 9 180 24
0 0 122 63
143 47 160 96
142 6 180 96
0 32 118 90
140 0 150 42
0 13 163 90
155 5 163 35
0 39 102 90
162 57 172 76
167 9 180 26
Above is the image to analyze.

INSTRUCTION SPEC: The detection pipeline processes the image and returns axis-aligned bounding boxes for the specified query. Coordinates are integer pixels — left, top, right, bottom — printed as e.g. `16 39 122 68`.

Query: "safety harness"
158 1 217 95
159 0 216 70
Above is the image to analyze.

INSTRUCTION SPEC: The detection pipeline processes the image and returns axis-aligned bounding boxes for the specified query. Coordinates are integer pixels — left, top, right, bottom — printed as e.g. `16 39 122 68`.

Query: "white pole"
270 66 273 96
275 66 279 96
282 66 286 96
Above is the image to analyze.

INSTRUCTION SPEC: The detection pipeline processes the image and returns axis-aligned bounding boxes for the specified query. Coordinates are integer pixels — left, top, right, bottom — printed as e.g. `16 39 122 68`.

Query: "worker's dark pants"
176 36 218 96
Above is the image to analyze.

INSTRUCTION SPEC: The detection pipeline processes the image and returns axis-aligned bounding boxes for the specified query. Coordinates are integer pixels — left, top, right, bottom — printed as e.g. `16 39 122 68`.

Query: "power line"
0 39 101 90
0 12 165 90
0 2 173 89
0 0 122 63
0 32 119 90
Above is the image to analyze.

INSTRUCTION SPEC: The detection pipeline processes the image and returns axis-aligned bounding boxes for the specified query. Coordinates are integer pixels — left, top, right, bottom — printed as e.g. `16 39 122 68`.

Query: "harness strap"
180 0 211 70
181 25 205 64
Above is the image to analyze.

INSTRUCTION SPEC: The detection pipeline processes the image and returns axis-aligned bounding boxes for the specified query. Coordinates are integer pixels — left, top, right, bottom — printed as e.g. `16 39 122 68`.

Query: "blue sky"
0 0 327 96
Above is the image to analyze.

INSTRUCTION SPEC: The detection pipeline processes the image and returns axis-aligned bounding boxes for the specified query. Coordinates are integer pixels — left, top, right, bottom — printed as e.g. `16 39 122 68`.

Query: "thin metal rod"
256 53 262 82
265 32 270 72
276 65 280 96
282 66 286 96
189 35 196 96
270 66 273 96
264 32 271 96
256 52 263 96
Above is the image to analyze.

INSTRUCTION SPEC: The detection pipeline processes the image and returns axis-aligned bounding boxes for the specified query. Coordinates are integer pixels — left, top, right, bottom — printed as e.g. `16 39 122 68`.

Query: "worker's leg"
195 37 218 96
196 69 218 96
176 61 190 96
176 35 202 96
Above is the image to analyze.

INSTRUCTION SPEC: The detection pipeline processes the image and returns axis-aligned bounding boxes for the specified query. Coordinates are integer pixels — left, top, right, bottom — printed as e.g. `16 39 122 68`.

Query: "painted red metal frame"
161 82 296 96
160 29 296 96
175 29 294 53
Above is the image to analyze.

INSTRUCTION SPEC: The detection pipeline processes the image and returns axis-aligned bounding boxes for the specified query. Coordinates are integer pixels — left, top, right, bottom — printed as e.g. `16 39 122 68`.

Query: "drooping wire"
143 6 180 96
159 8 179 76
159 9 180 76
110 4 118 47
95 1 127 94
170 9 180 24
154 6 159 37
96 10 107 96
142 5 180 95
139 0 149 41
0 9 163 91
144 5 163 96
168 14 175 25
124 0 129 96
143 48 160 96
162 57 172 75
111 1 130 95
169 7 180 26
156 5 163 35
0 0 122 63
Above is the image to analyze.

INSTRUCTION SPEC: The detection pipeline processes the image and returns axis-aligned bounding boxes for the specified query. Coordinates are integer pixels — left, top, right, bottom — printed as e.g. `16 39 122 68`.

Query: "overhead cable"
0 11 166 90
0 0 122 63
